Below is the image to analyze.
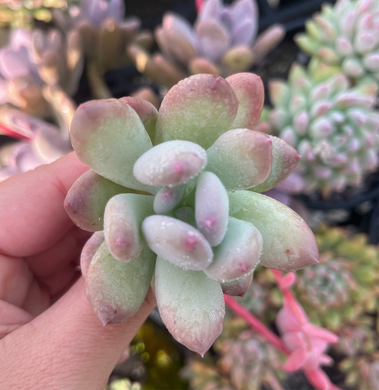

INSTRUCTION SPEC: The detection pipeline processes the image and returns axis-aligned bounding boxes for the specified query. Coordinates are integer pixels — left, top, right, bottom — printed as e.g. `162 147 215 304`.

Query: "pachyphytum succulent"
267 60 379 197
128 0 285 88
296 0 379 86
0 28 82 117
65 72 318 355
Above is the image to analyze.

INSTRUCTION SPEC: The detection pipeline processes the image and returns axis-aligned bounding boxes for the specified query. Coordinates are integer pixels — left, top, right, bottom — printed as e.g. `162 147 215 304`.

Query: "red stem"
195 0 204 13
224 294 290 355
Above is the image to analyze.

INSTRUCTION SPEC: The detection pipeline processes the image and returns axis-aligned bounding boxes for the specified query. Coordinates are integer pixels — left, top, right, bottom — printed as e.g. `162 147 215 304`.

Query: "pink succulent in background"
128 0 285 88
65 72 319 356
0 28 82 117
274 271 341 390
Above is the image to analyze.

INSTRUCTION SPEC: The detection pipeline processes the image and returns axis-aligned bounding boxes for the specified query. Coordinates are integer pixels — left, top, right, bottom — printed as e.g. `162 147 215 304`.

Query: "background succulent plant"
266 59 379 197
65 72 318 355
296 0 379 87
128 0 285 88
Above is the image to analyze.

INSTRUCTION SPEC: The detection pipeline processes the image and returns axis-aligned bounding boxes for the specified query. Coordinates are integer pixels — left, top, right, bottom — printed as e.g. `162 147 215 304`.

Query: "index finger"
0 152 89 257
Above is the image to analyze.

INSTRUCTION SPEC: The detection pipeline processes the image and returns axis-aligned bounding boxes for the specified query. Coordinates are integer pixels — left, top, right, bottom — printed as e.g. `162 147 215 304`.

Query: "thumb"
0 277 156 390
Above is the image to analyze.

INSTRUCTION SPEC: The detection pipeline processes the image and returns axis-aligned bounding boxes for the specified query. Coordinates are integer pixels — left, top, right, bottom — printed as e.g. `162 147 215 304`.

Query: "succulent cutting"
65 72 318 355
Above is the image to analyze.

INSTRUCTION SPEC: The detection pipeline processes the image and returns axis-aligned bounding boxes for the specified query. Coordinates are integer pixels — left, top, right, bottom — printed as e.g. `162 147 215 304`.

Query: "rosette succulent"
0 28 82 117
296 0 379 86
128 0 285 88
267 60 379 196
182 318 286 390
65 72 318 355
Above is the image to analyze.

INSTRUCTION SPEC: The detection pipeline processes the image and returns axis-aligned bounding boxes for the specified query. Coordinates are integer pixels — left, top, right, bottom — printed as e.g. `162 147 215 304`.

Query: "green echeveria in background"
65 72 318 355
296 0 379 86
267 60 379 197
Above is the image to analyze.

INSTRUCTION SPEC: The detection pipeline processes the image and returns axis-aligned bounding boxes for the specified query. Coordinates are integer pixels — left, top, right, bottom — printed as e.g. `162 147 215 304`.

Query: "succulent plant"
0 104 72 181
182 318 286 390
267 59 379 197
296 0 379 87
65 72 319 355
128 0 285 88
0 28 82 117
54 0 153 98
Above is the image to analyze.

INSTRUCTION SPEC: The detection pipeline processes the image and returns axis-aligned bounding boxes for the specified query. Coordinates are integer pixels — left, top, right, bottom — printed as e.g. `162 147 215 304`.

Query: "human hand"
0 152 156 390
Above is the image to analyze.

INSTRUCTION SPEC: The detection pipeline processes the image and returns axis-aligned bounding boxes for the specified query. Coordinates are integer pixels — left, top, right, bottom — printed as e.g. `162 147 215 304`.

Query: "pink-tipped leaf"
80 231 105 278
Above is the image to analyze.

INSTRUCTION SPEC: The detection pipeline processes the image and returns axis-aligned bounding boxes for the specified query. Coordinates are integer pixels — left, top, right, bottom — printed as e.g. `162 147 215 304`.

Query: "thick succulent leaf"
155 74 239 149
155 257 225 356
154 185 186 214
251 24 285 63
205 217 262 282
189 57 221 75
198 0 222 21
104 194 154 262
206 129 272 190
133 140 207 187
231 17 256 46
142 215 213 271
70 99 153 192
221 268 254 296
221 46 254 74
226 73 264 129
80 231 105 278
64 170 138 232
162 12 196 48
119 97 158 141
228 191 319 271
195 171 229 246
251 136 300 192
195 18 230 62
85 241 155 325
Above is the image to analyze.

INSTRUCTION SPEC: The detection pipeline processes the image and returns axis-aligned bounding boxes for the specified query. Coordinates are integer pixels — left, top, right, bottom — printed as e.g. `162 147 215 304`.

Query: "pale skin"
0 152 156 390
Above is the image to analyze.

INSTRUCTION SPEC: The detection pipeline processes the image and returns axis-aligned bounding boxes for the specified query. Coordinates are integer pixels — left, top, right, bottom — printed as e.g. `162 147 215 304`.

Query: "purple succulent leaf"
108 0 125 23
80 0 109 27
0 49 31 80
13 143 45 173
104 194 154 262
229 0 258 38
231 17 256 47
195 171 229 246
204 217 262 282
142 215 213 271
9 29 33 51
163 13 197 48
198 0 222 22
85 241 155 325
195 18 230 62
155 256 225 356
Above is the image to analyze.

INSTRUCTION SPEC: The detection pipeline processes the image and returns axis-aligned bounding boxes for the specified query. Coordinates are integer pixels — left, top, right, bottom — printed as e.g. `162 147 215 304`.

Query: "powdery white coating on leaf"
86 241 155 325
251 136 300 193
195 171 229 246
133 140 207 186
70 99 153 192
155 74 239 149
206 129 272 190
204 217 262 282
221 267 254 296
104 194 154 262
80 231 104 278
142 215 213 271
119 97 158 141
226 73 264 129
154 185 186 214
228 191 319 272
64 170 136 232
155 256 225 356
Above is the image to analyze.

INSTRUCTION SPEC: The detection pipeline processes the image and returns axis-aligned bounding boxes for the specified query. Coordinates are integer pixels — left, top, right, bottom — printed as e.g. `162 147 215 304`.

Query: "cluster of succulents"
0 28 81 117
296 0 379 87
266 59 379 197
128 0 285 88
182 317 286 390
64 72 319 355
